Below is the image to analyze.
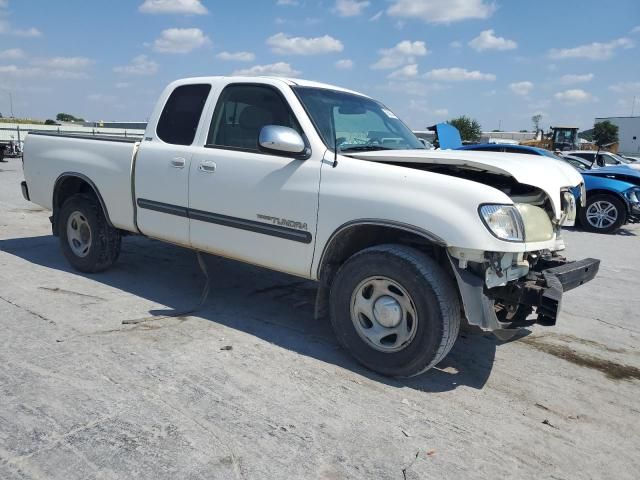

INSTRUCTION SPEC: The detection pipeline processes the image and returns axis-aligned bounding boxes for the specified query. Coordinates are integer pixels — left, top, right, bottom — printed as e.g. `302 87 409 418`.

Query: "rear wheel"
59 193 121 272
579 194 626 234
329 244 460 377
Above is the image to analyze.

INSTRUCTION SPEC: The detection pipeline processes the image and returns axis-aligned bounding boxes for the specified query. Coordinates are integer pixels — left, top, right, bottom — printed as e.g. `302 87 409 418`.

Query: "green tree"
448 115 482 142
56 113 85 123
592 121 618 148
592 121 619 167
531 114 542 132
44 119 58 125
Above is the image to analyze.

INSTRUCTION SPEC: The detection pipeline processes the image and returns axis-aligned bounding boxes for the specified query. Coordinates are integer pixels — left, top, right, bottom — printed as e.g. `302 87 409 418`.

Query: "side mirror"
259 125 306 156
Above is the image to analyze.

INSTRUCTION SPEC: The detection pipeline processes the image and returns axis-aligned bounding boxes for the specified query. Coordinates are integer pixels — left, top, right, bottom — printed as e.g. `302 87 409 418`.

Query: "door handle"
199 160 217 173
170 157 186 168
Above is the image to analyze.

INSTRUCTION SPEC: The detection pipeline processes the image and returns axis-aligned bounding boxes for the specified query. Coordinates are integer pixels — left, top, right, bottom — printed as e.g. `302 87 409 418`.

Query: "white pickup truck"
21 76 599 377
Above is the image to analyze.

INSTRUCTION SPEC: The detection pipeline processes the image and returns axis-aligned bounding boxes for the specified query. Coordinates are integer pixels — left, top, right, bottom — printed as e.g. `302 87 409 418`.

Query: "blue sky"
0 0 639 131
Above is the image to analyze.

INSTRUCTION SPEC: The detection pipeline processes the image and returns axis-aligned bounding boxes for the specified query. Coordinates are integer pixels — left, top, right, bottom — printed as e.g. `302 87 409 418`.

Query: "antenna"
332 108 338 168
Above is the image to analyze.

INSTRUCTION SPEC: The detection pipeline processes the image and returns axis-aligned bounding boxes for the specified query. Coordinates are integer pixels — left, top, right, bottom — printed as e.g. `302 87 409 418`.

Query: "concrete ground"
1 156 639 479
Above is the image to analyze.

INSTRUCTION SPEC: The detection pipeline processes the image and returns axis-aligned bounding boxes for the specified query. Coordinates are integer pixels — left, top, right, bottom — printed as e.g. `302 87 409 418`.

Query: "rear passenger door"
188 83 322 277
135 84 211 246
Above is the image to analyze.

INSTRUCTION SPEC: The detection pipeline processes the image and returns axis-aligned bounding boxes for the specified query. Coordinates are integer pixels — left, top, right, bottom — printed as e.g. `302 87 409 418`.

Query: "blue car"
458 143 640 233
457 143 561 159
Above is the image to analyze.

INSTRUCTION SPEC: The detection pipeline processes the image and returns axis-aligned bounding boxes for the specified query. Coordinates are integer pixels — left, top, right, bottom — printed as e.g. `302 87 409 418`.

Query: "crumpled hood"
345 149 583 220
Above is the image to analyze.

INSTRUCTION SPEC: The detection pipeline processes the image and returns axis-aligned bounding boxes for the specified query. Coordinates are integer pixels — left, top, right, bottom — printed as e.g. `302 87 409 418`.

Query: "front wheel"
59 193 121 272
329 244 461 377
579 194 626 234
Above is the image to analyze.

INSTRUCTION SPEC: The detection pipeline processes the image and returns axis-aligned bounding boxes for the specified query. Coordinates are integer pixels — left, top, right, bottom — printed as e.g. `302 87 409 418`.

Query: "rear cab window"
156 84 212 146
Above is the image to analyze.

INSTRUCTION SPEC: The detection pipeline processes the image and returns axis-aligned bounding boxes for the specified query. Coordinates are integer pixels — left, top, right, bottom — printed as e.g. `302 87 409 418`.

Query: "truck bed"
22 132 139 232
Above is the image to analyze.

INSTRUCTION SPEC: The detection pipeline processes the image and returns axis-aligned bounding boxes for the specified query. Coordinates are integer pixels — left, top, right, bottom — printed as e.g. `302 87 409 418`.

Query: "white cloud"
553 89 593 103
383 80 448 97
509 81 533 95
115 82 131 89
608 81 640 93
335 58 353 69
631 25 640 34
114 55 159 75
371 40 428 69
388 64 418 79
433 108 449 116
0 48 24 59
450 40 462 48
0 20 42 37
49 70 89 80
387 0 495 24
0 63 89 80
32 56 94 69
233 62 301 77
549 38 634 60
559 73 594 84
425 67 495 81
0 65 40 77
333 0 370 17
216 51 255 62
276 0 299 5
469 29 517 51
0 0 8 8
88 93 117 103
153 28 210 53
267 32 343 55
139 0 207 15
369 10 383 21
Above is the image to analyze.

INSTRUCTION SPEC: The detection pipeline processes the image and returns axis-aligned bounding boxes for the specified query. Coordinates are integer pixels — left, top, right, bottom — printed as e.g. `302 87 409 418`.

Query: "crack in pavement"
0 295 56 325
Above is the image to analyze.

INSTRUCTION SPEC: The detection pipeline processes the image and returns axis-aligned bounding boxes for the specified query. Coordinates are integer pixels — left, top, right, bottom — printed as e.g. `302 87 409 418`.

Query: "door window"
207 84 302 151
156 84 211 146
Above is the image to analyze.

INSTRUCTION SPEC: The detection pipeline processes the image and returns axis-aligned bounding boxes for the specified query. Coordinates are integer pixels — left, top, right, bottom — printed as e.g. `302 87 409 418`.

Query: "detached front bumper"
489 257 600 326
450 255 600 334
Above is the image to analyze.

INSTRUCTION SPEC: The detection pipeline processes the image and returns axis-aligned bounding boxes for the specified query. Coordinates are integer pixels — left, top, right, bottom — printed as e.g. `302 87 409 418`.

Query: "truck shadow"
0 234 515 392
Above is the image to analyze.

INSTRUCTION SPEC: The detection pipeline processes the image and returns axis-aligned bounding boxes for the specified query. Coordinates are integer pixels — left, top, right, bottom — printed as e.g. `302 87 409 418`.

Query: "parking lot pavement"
1 156 639 479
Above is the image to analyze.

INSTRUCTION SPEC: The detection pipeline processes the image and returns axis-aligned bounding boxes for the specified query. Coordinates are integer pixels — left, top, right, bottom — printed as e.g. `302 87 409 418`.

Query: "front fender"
312 156 530 278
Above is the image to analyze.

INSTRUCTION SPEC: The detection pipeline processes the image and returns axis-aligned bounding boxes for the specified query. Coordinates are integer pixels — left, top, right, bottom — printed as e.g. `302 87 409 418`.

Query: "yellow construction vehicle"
522 126 617 153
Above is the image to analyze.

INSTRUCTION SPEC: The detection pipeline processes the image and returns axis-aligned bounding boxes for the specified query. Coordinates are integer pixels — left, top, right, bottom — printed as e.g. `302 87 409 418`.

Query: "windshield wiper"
339 145 394 152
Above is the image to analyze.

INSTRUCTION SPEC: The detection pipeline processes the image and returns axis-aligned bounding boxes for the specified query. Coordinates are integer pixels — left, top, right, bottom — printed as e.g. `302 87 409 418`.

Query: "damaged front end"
449 249 599 338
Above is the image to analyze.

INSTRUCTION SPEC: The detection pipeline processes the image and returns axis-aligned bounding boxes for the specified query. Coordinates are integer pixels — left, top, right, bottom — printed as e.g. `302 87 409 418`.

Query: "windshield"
562 157 588 171
609 153 632 164
293 86 424 152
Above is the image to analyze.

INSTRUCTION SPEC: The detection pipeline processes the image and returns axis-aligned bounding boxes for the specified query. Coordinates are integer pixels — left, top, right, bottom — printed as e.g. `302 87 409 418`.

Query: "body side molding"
136 198 313 244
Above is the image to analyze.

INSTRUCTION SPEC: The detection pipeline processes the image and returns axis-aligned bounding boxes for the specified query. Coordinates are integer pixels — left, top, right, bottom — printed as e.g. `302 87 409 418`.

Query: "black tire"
329 244 461 377
58 193 121 273
579 194 626 234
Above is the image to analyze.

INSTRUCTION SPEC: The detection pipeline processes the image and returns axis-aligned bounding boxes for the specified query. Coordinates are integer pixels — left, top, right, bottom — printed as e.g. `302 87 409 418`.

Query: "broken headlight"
479 204 525 242
560 189 577 226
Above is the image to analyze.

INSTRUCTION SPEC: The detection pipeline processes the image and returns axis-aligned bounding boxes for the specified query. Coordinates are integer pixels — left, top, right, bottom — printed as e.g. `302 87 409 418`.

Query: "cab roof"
171 76 368 98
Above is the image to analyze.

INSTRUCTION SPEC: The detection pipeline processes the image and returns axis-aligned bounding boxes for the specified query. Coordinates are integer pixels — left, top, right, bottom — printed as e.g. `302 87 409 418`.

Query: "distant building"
479 131 536 143
595 116 639 155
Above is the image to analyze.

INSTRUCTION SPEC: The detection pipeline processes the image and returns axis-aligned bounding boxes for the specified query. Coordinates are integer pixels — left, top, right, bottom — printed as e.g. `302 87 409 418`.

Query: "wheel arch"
52 173 113 234
317 220 448 281
313 220 453 320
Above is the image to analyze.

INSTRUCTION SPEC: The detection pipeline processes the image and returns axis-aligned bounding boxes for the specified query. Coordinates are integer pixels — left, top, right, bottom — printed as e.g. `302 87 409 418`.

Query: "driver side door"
188 83 322 277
